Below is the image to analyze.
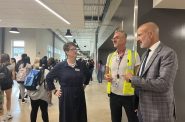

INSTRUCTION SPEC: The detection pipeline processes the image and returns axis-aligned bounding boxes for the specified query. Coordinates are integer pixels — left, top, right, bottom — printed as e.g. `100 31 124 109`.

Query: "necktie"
140 49 151 76
135 49 151 97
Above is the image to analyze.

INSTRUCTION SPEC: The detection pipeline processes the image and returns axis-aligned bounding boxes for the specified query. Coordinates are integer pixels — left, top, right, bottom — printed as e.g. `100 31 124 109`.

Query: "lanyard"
116 55 123 79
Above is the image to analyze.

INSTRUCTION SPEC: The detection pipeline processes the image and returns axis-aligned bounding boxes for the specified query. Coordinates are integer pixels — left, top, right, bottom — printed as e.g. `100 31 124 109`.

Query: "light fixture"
9 28 20 34
35 0 70 25
65 29 72 37
73 39 76 43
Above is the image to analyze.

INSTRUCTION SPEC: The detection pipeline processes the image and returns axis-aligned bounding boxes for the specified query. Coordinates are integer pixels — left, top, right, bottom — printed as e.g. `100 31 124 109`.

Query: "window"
47 45 53 58
12 40 25 61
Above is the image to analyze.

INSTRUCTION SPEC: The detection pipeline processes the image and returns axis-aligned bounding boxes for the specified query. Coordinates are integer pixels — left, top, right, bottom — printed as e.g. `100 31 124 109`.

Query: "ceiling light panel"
0 0 84 28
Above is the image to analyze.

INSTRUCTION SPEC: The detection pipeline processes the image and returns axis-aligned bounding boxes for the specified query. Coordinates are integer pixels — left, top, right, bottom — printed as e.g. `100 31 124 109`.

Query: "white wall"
5 28 36 63
35 29 53 58
4 28 53 64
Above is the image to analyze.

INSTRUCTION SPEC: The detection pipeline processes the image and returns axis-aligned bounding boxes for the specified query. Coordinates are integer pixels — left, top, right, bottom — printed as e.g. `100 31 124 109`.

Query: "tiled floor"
4 80 128 122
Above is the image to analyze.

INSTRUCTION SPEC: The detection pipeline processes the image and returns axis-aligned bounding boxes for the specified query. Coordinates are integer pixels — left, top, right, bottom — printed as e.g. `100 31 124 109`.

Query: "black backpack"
0 64 13 86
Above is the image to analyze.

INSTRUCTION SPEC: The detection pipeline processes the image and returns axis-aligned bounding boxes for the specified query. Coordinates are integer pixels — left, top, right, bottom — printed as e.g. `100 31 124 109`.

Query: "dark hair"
21 53 27 59
22 56 30 67
0 53 10 64
63 42 77 52
26 56 31 64
40 56 48 69
11 58 16 64
99 60 103 65
48 57 56 66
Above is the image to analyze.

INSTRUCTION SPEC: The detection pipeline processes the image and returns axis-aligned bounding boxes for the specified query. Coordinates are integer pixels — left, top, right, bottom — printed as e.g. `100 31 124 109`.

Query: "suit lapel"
137 51 147 76
141 43 163 76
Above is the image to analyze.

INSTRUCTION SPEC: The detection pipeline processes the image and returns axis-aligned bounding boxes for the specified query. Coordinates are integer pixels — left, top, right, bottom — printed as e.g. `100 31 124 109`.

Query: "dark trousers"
89 69 93 81
97 70 103 83
30 99 49 122
110 93 139 122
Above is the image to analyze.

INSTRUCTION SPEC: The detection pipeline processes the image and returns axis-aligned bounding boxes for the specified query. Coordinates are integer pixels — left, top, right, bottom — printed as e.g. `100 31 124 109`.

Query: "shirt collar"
64 60 78 68
149 41 160 52
115 49 128 56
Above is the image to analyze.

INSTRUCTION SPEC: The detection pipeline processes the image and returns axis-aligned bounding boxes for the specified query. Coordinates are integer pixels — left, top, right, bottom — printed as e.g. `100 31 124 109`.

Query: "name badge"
75 68 80 71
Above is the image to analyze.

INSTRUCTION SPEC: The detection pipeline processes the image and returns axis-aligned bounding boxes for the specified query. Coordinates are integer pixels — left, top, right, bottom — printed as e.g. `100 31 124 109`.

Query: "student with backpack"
0 53 14 121
15 53 27 100
16 56 32 103
27 57 49 122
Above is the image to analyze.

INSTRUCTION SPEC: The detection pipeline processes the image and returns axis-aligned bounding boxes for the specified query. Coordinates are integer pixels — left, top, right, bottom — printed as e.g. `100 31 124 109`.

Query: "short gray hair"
115 28 127 38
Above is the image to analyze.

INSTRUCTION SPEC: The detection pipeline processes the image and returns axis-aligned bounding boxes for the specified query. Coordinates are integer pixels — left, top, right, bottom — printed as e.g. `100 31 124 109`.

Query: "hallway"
4 80 121 122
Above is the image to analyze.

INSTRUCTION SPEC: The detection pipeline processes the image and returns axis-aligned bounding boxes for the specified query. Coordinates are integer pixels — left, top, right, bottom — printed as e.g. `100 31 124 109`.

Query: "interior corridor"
4 78 128 122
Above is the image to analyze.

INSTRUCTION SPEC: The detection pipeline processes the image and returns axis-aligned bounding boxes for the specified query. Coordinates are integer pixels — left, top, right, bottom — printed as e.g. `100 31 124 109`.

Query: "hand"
124 72 133 82
134 109 138 113
53 89 62 97
104 74 113 82
134 109 138 116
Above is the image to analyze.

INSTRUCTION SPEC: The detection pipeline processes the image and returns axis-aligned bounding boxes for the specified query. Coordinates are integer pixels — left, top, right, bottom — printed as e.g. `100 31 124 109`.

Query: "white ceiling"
0 0 108 56
0 0 184 57
0 0 84 28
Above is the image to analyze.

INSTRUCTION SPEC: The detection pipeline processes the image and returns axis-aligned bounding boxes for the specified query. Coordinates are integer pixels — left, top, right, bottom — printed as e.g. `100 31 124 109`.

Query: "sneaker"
6 113 13 120
24 94 28 99
22 99 26 103
0 115 7 122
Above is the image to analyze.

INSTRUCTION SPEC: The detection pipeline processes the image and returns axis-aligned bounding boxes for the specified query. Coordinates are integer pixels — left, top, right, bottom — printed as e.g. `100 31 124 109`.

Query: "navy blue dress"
46 60 90 122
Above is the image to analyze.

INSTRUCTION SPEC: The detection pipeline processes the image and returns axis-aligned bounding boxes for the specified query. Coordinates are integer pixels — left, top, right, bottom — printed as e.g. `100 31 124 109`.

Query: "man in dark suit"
125 22 178 122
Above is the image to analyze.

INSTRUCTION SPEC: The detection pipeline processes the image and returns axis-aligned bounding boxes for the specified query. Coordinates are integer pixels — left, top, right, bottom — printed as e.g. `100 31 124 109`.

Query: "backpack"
0 67 6 81
0 64 9 81
24 68 44 90
16 64 28 82
0 64 13 89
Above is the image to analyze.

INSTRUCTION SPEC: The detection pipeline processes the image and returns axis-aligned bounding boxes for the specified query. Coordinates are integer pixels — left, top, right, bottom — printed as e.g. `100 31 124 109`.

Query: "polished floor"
4 78 128 122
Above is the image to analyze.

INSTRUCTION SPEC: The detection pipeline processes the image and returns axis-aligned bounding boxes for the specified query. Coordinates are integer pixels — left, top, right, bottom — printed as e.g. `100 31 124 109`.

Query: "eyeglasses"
69 48 77 51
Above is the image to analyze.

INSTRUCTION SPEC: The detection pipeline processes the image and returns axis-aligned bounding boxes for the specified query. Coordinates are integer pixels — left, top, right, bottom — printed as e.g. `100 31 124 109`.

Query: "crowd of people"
0 43 95 122
0 53 59 121
0 21 178 122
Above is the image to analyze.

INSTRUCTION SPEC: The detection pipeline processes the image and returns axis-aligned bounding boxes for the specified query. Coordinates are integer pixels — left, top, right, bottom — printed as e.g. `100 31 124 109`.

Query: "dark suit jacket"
131 43 178 122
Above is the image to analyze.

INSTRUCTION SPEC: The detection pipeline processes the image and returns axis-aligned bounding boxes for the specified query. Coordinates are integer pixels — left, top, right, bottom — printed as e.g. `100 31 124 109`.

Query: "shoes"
22 99 26 103
6 113 13 120
24 94 28 99
0 115 7 122
0 113 13 122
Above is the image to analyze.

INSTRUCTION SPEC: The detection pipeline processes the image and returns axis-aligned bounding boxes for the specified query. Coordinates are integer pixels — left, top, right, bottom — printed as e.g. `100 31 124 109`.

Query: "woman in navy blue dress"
46 42 90 122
